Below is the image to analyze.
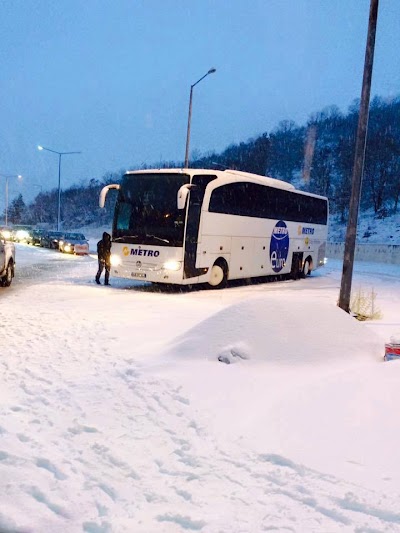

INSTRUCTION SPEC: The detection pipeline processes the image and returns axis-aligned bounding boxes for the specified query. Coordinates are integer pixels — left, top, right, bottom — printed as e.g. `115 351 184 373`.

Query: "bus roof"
124 168 297 192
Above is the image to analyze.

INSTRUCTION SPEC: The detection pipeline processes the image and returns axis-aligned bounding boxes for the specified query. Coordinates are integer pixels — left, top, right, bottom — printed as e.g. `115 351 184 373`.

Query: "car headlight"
110 254 121 266
163 260 182 271
16 230 29 239
64 245 72 252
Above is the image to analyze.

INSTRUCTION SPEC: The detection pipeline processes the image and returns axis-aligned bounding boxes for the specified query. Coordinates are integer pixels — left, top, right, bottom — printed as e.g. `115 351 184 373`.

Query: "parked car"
30 228 47 246
41 231 65 249
0 234 15 287
0 226 13 241
11 225 34 243
59 232 89 255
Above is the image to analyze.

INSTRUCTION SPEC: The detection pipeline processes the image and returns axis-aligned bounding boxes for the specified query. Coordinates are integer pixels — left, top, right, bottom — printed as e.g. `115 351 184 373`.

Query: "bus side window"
209 187 224 213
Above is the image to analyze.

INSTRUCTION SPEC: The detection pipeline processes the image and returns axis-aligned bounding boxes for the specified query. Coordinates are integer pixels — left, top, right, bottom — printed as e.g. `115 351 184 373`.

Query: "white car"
59 233 89 255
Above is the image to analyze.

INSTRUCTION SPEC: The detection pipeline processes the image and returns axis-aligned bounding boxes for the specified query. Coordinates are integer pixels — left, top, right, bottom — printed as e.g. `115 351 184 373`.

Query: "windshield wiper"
113 235 140 242
146 234 170 243
114 234 169 244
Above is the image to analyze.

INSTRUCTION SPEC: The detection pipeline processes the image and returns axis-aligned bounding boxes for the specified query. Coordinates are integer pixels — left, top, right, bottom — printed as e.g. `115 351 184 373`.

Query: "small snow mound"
217 343 250 364
163 293 382 366
390 333 400 345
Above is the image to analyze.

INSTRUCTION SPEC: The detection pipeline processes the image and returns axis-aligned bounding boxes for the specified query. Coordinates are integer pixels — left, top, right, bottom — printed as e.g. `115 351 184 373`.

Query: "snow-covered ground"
1 243 400 532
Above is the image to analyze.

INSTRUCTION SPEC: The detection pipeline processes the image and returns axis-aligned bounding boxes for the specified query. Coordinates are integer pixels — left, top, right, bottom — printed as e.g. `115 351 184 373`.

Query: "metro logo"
270 221 289 273
302 227 314 235
272 226 288 236
298 226 314 235
130 249 160 257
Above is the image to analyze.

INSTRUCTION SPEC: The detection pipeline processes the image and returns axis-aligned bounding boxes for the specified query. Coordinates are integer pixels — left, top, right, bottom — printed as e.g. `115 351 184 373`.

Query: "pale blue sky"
1 0 399 202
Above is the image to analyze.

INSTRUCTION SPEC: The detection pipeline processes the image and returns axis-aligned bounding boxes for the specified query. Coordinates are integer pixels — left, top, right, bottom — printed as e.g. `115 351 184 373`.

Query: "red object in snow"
384 343 400 361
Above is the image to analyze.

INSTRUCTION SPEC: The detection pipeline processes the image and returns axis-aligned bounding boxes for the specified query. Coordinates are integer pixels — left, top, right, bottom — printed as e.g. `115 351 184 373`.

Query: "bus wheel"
290 253 303 280
208 260 228 289
302 257 312 278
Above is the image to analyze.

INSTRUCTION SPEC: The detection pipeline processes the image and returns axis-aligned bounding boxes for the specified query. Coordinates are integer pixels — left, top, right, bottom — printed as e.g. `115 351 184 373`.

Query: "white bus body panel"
110 242 194 284
196 212 327 280
111 224 327 285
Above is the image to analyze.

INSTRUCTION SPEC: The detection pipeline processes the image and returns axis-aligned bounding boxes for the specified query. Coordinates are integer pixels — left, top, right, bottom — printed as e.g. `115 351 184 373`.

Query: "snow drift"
163 292 383 366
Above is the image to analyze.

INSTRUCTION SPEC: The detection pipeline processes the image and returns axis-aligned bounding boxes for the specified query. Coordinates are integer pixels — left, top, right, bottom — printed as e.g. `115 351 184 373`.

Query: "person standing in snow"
95 232 111 285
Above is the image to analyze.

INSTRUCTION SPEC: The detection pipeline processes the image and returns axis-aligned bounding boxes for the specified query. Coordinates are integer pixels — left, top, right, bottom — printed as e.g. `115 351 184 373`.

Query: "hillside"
4 96 399 238
329 209 400 244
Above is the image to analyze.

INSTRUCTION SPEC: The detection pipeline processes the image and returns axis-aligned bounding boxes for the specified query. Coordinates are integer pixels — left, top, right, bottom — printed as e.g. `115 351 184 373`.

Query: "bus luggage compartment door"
229 237 254 279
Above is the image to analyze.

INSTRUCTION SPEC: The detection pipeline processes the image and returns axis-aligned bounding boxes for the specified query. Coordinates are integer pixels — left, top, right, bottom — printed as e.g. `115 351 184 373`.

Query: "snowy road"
1 243 400 532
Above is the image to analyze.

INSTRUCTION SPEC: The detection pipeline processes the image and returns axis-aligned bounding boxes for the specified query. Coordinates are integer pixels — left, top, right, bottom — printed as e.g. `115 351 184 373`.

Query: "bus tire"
301 257 312 278
208 260 228 289
290 253 303 280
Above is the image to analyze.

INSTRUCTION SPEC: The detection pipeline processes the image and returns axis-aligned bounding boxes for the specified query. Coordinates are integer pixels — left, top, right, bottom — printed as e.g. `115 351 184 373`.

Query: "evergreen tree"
8 194 27 224
267 120 304 182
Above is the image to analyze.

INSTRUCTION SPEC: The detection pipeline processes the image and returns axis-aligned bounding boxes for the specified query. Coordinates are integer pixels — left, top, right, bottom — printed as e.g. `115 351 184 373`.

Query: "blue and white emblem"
270 221 289 273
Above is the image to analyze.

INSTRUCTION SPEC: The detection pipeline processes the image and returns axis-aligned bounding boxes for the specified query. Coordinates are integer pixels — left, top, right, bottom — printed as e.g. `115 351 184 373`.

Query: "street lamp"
184 68 216 168
0 173 23 226
38 145 81 231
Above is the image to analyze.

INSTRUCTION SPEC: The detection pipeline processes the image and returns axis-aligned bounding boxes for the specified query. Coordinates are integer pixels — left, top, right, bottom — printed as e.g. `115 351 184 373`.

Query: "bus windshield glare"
113 173 190 246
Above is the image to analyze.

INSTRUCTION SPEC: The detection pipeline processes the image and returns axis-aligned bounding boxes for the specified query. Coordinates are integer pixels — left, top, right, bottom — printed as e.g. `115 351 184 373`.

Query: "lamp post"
0 173 22 226
38 145 81 231
184 68 216 168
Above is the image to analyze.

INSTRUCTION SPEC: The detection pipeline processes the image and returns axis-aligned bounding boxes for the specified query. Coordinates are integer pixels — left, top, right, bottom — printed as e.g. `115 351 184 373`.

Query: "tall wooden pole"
338 0 379 313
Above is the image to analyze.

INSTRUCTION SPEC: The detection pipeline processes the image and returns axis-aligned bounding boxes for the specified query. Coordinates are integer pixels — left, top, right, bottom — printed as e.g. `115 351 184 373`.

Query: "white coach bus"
99 168 328 288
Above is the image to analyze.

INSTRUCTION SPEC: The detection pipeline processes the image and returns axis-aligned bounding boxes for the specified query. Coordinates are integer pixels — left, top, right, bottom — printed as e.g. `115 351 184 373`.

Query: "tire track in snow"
2 258 400 532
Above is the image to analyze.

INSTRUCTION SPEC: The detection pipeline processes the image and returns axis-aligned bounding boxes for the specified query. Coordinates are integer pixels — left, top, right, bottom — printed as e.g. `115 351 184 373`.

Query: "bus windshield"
113 173 190 246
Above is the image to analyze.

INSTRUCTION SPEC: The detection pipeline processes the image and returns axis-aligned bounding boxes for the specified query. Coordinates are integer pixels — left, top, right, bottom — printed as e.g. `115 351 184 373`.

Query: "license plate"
132 272 146 278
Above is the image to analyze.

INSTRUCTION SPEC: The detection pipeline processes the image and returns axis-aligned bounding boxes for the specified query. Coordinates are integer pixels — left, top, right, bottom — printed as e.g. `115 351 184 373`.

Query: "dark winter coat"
97 232 111 264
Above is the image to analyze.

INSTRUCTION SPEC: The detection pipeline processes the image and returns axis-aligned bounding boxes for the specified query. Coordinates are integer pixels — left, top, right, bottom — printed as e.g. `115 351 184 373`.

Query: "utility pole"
338 0 379 313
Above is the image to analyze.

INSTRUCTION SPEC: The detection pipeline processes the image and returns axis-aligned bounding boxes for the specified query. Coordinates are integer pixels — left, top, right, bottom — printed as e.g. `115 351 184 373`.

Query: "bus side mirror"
177 184 195 210
99 184 120 208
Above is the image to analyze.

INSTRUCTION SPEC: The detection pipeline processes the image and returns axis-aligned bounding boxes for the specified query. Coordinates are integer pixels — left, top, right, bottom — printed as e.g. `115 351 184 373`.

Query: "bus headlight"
110 254 122 266
163 260 182 271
